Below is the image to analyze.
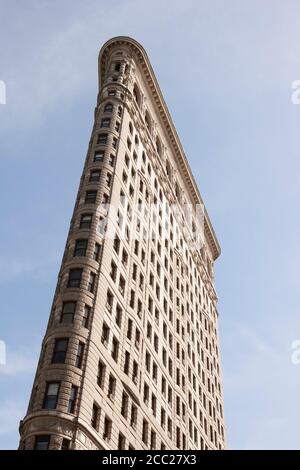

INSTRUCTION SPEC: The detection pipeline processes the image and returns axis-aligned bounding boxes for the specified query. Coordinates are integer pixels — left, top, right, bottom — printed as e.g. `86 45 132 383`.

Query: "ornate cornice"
98 36 221 261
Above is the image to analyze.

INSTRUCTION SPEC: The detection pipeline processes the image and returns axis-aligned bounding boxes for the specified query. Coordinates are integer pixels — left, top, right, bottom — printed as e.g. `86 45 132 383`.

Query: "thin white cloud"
0 255 58 284
0 350 36 377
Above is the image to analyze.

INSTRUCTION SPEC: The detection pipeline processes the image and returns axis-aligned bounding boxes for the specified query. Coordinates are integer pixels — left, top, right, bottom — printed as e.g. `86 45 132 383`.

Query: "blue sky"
1 0 300 450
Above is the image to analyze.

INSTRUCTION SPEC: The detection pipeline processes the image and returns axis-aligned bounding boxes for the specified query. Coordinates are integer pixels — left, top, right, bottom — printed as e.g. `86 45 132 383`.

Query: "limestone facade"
19 37 226 451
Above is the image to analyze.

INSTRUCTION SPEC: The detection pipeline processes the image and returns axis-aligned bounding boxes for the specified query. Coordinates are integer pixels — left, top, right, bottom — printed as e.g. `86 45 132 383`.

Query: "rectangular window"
73 239 88 257
108 373 116 399
67 269 83 288
130 404 137 428
161 408 166 428
97 133 107 145
108 154 115 167
101 323 110 346
34 435 50 450
43 382 60 410
88 272 96 293
94 150 104 162
110 261 117 281
79 213 92 229
91 402 100 431
119 275 125 295
168 418 172 438
150 430 156 450
97 360 106 389
89 169 101 182
52 338 68 364
82 304 91 328
115 305 122 327
75 342 84 369
127 318 133 340
142 419 149 445
176 427 180 448
151 394 157 417
61 438 70 450
93 242 101 261
124 351 130 375
106 173 112 187
101 118 111 128
60 301 76 324
85 190 97 204
103 416 112 440
118 432 125 450
132 360 138 384
112 137 117 149
111 337 119 362
68 385 78 414
121 392 129 419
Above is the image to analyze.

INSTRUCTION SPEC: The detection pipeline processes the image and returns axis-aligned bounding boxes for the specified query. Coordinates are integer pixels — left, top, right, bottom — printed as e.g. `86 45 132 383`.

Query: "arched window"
133 84 141 107
104 102 113 113
145 111 151 133
129 122 133 135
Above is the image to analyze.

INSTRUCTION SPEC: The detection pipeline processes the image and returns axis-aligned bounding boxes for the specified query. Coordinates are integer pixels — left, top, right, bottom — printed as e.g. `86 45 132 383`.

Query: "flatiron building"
19 37 226 451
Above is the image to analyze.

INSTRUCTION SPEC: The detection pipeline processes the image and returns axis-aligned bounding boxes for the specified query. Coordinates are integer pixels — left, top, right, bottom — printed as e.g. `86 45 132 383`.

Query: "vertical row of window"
90 400 135 449
115 119 224 448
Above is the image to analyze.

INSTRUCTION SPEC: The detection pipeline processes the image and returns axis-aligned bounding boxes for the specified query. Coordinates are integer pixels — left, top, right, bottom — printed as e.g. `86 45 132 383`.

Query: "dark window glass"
60 301 76 324
52 338 68 364
82 305 91 328
97 134 107 145
111 337 119 362
101 323 110 345
88 272 96 293
67 269 83 288
108 154 115 167
75 342 84 369
103 416 112 440
124 351 130 374
93 242 101 261
89 170 101 182
118 433 125 450
91 403 100 430
101 118 111 128
43 382 60 410
61 438 70 450
104 102 113 112
80 213 92 229
85 190 97 204
94 150 104 162
73 239 88 257
34 435 50 450
68 385 78 414
97 360 106 388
